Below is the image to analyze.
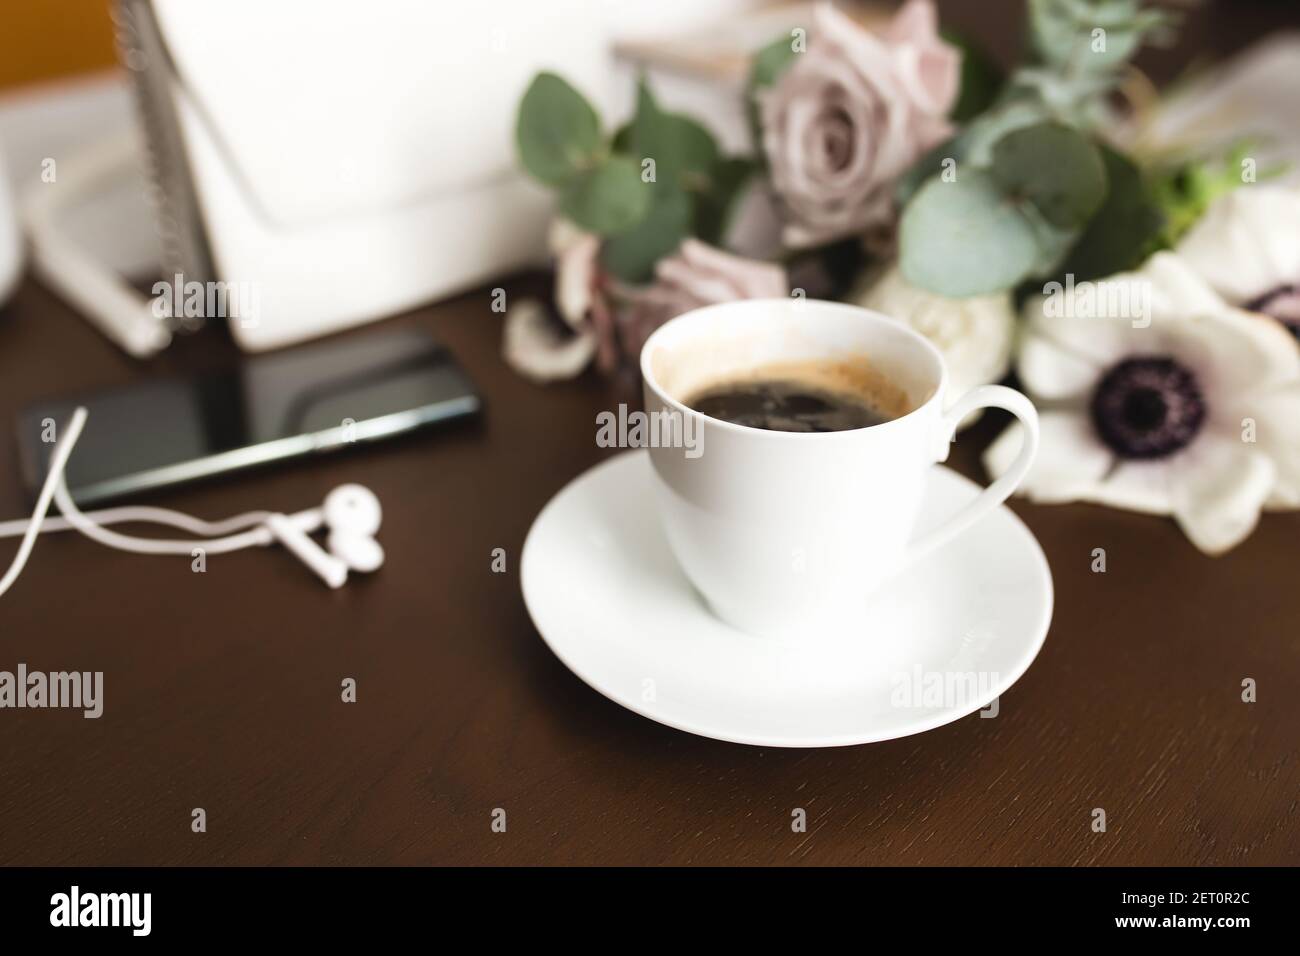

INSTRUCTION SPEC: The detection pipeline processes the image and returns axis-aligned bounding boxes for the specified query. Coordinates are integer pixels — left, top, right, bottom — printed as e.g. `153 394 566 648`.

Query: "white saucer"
521 451 1053 747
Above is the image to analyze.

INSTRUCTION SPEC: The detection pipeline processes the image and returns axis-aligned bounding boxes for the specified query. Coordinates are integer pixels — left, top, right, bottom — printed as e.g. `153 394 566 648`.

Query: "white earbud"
0 407 388 598
323 484 385 573
265 484 385 588
265 514 348 589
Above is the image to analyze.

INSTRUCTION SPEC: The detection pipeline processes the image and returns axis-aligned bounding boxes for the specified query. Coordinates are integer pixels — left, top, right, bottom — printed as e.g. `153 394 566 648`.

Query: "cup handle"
902 385 1039 569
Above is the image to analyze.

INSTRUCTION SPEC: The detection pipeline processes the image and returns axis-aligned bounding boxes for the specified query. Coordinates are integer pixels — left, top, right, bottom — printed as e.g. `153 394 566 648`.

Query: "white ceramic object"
0 149 21 307
640 299 1040 640
521 451 1053 747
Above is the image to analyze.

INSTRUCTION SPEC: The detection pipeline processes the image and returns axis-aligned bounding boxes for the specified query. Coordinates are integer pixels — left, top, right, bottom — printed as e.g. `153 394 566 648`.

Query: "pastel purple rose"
759 0 960 248
503 229 787 382
612 239 790 367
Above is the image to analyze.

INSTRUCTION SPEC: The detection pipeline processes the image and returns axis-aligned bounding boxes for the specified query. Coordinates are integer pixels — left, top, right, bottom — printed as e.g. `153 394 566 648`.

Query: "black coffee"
686 378 896 432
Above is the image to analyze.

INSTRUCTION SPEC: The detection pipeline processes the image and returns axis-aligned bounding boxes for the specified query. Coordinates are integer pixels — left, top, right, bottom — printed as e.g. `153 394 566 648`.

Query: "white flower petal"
1227 383 1300 509
1142 251 1238 321
1169 433 1276 554
1000 246 1300 549
1025 253 1221 363
1028 253 1300 399
1176 185 1300 305
1017 330 1104 400
984 411 1113 504
1141 256 1300 394
502 299 596 383
1178 305 1300 401
1087 460 1174 515
553 230 601 331
1024 284 1159 367
854 263 1014 426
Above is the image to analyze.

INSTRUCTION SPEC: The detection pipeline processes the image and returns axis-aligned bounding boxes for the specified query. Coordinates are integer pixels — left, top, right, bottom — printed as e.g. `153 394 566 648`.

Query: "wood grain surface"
0 0 1297 867
0 273 1296 866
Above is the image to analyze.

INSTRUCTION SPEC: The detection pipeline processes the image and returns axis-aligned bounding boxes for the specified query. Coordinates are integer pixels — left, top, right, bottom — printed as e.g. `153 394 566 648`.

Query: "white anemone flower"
984 252 1300 554
1176 184 1300 337
852 263 1015 429
502 220 603 383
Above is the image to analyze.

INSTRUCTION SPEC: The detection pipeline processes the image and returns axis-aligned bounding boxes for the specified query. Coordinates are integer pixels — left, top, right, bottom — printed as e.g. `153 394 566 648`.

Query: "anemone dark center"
1090 357 1206 459
1244 283 1300 339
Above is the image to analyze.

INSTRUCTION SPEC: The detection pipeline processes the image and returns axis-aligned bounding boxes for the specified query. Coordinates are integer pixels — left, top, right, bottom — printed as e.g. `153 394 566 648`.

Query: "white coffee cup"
641 298 1039 640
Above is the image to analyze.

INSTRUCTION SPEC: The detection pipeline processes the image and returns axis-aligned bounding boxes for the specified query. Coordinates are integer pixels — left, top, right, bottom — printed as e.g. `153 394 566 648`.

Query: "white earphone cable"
0 505 276 539
0 406 89 599
1 407 381 595
51 476 272 555
0 407 277 598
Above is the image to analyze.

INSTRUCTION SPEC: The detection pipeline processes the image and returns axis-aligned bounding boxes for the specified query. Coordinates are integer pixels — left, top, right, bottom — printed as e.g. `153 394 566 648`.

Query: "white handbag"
114 0 612 351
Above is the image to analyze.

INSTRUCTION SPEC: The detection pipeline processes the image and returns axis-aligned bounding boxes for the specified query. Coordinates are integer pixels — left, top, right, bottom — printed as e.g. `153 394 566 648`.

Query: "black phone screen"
15 328 480 505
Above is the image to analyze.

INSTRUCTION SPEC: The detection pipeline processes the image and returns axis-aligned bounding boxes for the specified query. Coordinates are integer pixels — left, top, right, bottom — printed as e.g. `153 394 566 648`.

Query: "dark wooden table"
1 0 1298 867
1 272 1297 866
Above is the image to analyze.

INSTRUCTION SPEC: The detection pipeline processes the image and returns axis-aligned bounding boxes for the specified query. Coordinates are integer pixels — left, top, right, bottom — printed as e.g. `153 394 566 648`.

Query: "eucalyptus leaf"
628 79 719 191
1029 0 1110 72
991 122 1106 228
895 135 966 207
1028 0 1173 75
693 157 756 246
1058 146 1164 281
749 34 799 90
960 96 1053 166
611 121 632 155
1009 0 1177 131
516 72 604 186
1011 66 1115 116
943 30 1004 123
1020 202 1080 278
668 114 720 187
900 171 1041 297
560 156 651 236
602 187 692 283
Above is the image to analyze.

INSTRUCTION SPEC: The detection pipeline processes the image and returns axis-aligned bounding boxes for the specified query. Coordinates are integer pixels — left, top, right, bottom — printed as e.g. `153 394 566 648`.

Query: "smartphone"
15 328 480 505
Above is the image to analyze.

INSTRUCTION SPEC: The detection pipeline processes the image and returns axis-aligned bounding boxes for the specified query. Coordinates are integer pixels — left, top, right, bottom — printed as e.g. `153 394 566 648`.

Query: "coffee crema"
683 358 911 433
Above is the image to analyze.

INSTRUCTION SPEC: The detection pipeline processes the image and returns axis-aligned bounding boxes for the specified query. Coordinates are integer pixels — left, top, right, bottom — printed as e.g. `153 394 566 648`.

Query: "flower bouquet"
506 0 1300 554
